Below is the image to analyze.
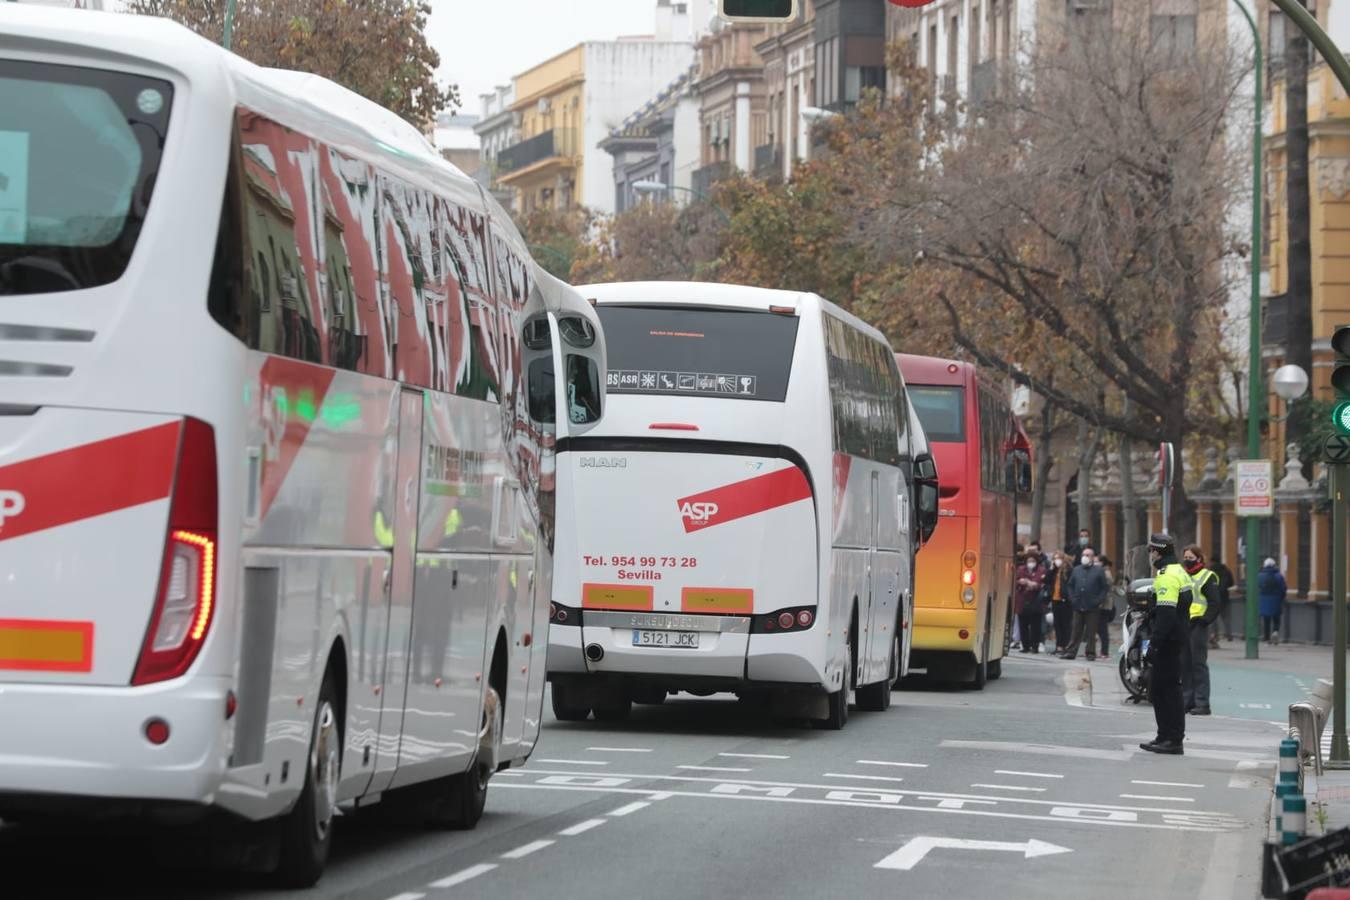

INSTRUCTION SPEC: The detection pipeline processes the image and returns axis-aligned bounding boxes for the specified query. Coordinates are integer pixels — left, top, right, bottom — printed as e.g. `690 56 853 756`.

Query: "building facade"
812 0 888 113
754 0 817 181
599 64 700 213
496 39 694 215
473 84 517 209
690 19 771 196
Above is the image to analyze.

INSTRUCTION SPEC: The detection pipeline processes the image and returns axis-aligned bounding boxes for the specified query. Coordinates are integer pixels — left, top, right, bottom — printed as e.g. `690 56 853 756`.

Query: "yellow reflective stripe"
374 510 395 548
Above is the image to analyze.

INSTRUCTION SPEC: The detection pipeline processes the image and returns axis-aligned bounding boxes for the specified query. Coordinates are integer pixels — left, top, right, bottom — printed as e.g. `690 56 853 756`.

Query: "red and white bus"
546 282 926 728
0 7 604 886
895 354 1029 689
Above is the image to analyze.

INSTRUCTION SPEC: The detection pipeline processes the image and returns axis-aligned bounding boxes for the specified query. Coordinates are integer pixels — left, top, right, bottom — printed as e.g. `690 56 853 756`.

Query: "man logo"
0 490 25 531
680 501 719 525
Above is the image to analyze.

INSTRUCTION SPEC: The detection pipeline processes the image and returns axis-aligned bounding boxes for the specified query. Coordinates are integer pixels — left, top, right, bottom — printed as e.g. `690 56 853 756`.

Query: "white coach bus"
546 282 927 729
0 7 605 886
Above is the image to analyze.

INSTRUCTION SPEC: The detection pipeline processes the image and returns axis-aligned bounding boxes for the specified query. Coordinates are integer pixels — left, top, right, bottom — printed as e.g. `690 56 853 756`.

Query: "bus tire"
856 634 896 712
551 681 591 722
272 667 342 888
429 683 500 830
819 686 849 730
593 697 632 722
988 658 1003 680
964 620 990 691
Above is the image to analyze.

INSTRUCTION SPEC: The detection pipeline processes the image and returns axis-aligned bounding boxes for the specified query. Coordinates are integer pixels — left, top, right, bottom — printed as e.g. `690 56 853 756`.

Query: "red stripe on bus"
0 423 180 543
257 357 337 519
677 466 812 533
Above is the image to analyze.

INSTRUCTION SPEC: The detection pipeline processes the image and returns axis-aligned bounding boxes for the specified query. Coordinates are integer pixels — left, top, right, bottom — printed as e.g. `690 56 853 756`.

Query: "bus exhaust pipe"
585 643 605 662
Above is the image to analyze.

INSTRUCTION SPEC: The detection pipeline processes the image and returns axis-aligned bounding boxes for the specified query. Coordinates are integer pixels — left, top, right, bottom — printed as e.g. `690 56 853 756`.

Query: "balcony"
497 128 577 178
754 143 781 181
691 160 734 198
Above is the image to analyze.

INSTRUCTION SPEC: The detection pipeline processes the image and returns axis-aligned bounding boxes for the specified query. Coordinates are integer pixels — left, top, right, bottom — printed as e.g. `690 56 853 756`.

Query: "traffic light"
719 0 796 21
1334 324 1350 435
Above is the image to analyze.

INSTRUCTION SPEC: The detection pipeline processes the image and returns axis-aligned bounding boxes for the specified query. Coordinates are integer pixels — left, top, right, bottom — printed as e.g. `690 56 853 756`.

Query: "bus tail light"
962 569 975 585
961 551 977 569
132 418 218 686
752 606 817 634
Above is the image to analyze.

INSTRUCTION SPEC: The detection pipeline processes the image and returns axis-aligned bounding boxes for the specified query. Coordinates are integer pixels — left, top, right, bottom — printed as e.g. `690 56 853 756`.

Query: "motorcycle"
1118 578 1155 703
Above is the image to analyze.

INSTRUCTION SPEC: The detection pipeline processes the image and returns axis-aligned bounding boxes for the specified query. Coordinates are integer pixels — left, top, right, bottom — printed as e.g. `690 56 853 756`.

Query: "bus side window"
565 354 602 425
207 149 245 342
527 357 556 425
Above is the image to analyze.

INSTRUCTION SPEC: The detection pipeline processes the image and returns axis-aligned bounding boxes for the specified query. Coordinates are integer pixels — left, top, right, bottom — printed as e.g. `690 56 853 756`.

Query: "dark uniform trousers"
1181 622 1210 710
1149 636 1186 743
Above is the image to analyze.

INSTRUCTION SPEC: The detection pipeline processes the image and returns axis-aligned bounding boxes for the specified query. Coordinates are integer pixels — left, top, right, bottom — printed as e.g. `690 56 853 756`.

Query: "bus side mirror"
564 354 603 426
914 452 939 544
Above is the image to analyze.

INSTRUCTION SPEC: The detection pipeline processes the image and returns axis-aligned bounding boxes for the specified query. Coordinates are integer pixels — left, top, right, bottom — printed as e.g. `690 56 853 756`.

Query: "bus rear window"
0 60 173 295
595 305 799 402
909 385 966 442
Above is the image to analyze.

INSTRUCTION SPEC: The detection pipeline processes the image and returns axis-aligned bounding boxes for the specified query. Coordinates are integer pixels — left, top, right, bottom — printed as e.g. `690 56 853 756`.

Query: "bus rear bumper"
912 607 977 652
545 623 587 674
0 676 232 815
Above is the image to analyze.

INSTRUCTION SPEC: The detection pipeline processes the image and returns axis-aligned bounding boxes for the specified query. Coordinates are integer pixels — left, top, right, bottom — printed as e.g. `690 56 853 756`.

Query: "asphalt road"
3 655 1281 899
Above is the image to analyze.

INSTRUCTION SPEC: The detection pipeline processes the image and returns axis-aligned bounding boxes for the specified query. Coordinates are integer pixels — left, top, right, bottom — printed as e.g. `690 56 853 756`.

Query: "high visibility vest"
1153 563 1195 617
1189 568 1216 620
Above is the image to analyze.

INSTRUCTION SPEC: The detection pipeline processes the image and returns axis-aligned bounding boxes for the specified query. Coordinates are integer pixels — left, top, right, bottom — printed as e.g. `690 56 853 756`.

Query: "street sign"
1328 435 1350 466
1235 459 1274 517
874 836 1071 871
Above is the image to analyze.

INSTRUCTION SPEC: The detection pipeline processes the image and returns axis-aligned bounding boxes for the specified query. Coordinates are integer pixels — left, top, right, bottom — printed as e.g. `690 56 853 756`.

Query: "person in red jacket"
1015 553 1048 653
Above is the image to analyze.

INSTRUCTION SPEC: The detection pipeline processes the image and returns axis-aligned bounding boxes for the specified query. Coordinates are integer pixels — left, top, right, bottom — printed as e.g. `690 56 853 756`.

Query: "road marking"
650 791 675 800
719 752 790 759
972 784 1047 793
606 801 651 817
493 783 1241 833
587 746 653 753
386 894 425 900
678 765 751 772
496 771 522 777
501 840 554 859
1236 760 1266 771
516 769 1235 816
1228 775 1264 789
1133 780 1203 788
429 864 497 889
1120 794 1196 803
536 759 608 766
942 740 1133 761
997 770 1063 779
874 836 1072 871
558 818 607 836
857 759 928 768
1240 703 1272 710
824 773 905 783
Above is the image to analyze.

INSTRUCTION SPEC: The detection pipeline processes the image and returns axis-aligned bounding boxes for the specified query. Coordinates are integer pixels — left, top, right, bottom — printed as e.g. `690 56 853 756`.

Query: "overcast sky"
427 0 662 117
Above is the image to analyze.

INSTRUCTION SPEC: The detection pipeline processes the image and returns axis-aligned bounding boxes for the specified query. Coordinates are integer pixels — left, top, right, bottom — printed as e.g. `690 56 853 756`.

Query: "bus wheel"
856 634 896 712
818 686 849 730
551 680 591 722
272 669 342 888
593 697 632 722
964 624 989 691
429 683 500 830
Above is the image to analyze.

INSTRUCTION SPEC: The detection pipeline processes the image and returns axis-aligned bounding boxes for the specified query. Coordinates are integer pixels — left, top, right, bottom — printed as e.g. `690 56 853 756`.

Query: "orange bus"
895 355 1030 689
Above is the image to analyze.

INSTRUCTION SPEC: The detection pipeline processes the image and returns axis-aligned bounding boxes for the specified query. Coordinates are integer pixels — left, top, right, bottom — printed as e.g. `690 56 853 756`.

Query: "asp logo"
679 501 720 525
0 490 26 531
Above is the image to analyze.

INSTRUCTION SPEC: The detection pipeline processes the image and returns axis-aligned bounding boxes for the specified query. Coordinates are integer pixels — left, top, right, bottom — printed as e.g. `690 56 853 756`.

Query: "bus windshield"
595 305 799 401
908 385 966 442
0 60 173 295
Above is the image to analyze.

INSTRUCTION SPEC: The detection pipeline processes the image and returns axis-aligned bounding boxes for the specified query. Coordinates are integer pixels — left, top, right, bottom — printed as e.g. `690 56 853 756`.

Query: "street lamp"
631 180 732 225
1272 364 1310 405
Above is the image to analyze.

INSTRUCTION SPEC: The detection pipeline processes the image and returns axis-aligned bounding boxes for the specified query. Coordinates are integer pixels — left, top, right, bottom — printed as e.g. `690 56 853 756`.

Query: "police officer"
1140 533 1193 755
1181 544 1219 717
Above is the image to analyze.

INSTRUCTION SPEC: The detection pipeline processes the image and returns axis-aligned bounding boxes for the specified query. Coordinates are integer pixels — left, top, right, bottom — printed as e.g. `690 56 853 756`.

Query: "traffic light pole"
1333 464 1349 765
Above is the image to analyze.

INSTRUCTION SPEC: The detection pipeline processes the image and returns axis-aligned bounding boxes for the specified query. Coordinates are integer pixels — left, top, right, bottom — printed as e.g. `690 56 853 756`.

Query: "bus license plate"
632 629 699 649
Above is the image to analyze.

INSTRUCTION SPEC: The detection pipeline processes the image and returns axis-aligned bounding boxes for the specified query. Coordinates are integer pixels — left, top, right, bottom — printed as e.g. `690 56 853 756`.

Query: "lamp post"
222 0 237 50
630 180 732 225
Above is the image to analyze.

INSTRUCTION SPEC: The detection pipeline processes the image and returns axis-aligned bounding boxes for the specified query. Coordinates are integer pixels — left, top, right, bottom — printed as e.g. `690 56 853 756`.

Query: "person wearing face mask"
1016 554 1048 653
1060 548 1109 660
1045 551 1073 653
1065 528 1097 561
1140 533 1195 755
1180 544 1219 716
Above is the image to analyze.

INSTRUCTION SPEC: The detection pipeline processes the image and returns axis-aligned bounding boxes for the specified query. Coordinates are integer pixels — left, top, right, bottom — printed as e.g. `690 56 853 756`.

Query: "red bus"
896 354 1030 689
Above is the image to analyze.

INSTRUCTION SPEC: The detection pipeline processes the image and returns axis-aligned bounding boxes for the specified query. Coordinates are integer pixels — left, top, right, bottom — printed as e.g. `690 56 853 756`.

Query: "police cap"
1147 533 1175 552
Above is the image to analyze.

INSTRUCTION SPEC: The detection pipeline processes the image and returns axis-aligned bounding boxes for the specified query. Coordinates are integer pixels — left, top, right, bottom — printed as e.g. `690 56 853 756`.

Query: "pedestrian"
1258 557 1288 644
1095 555 1119 658
1180 545 1219 717
1208 556 1235 647
1065 527 1097 560
1059 547 1109 661
1046 550 1074 653
1016 553 1047 653
1140 533 1193 755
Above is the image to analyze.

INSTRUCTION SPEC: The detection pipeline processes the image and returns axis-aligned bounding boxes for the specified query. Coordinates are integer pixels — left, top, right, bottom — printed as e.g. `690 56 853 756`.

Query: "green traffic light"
1337 401 1350 436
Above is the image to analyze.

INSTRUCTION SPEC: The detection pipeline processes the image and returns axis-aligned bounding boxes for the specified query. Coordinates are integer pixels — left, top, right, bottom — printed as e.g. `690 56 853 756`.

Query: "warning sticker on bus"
606 370 759 398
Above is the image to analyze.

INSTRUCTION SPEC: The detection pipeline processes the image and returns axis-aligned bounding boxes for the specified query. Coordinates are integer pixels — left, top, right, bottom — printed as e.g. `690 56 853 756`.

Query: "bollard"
1281 739 1302 781
1276 781 1299 835
1282 794 1307 845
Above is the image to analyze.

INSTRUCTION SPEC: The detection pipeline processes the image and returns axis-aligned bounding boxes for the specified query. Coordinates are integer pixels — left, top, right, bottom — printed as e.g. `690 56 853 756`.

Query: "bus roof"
895 353 973 386
2 5 446 168
577 281 893 348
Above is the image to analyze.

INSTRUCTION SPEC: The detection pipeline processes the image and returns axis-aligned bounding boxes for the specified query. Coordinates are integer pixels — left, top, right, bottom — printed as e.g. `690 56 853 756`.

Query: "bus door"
866 470 901 685
368 387 424 795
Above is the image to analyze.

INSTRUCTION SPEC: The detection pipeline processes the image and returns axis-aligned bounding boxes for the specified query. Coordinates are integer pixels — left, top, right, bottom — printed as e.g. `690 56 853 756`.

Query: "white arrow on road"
874 836 1072 871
